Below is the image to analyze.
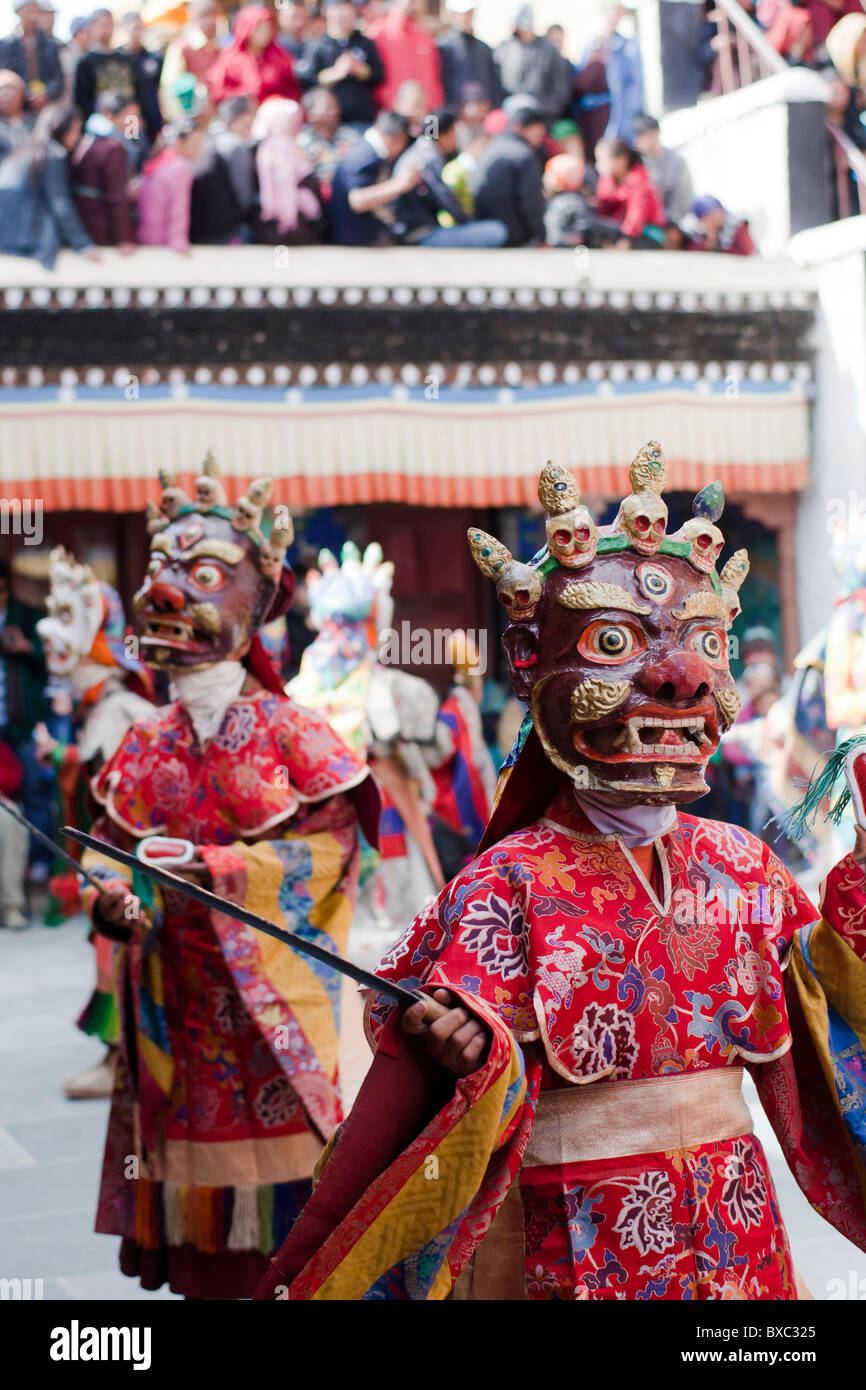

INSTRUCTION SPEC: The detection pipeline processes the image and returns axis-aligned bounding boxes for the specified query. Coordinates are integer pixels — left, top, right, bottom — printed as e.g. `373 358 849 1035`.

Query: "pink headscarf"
252 97 320 233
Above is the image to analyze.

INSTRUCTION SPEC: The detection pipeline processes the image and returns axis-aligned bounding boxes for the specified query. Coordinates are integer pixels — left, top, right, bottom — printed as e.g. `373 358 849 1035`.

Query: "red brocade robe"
259 784 866 1301
80 677 374 1299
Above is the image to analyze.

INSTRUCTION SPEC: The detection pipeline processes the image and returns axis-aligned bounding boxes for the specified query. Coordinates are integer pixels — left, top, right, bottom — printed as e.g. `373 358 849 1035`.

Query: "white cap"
446 0 476 12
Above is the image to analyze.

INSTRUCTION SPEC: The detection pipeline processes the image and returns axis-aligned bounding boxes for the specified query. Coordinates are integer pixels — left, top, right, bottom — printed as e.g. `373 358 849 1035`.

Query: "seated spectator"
458 78 492 125
393 77 429 136
60 17 91 102
160 0 224 123
208 5 299 106
190 136 244 244
549 117 585 156
278 0 313 61
391 105 506 246
681 194 755 255
590 136 665 247
632 113 693 224
297 0 383 132
0 68 33 162
250 95 325 244
211 96 257 224
767 5 816 63
441 120 489 215
436 1 502 109
826 10 866 110
0 0 63 112
73 8 140 124
544 150 594 246
494 3 573 125
330 106 416 244
0 102 97 265
70 101 135 249
297 84 362 196
137 119 206 251
120 12 163 141
97 90 149 175
472 98 547 246
366 0 444 112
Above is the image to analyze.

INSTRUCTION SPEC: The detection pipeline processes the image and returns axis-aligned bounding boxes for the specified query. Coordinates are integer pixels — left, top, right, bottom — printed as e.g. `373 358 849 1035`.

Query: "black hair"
219 95 252 123
14 102 81 182
429 107 458 137
97 90 135 117
375 109 411 138
598 136 642 168
511 104 546 130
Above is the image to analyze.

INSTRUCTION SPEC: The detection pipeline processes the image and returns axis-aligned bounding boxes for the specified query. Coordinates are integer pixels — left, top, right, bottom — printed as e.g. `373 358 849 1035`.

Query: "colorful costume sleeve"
200 794 361 1142
753 848 866 1251
256 990 537 1301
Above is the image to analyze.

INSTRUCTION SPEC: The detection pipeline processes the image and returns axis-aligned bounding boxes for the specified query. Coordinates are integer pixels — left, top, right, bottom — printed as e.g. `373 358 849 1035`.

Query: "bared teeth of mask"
626 722 642 753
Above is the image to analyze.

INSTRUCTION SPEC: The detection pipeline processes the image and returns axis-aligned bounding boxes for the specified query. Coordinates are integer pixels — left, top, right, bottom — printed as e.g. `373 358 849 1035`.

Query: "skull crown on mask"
469 446 750 807
134 458 294 673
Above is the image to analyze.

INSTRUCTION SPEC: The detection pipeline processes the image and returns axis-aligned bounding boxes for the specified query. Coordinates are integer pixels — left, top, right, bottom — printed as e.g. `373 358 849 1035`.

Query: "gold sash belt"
523 1067 752 1167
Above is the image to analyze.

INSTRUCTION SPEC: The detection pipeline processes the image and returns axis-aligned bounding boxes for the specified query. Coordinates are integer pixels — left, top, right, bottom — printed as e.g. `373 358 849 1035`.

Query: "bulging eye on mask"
470 445 749 807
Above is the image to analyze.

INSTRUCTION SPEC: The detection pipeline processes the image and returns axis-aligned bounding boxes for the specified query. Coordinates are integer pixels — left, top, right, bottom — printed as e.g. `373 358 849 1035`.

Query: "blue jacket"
0 142 93 267
0 30 63 100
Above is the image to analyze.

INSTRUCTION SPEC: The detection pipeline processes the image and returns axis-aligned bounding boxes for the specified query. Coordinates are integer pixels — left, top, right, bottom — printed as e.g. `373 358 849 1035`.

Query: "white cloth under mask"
172 660 247 746
575 787 678 848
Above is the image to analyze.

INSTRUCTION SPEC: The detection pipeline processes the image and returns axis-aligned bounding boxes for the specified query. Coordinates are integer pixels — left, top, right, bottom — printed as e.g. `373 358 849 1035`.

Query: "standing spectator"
543 149 594 246
472 99 547 246
70 98 135 248
366 0 444 112
0 737 28 929
577 0 643 148
458 77 492 124
682 194 755 255
208 5 300 105
296 0 383 131
120 11 163 140
590 136 665 247
137 119 205 251
0 68 33 162
278 0 312 62
73 9 140 124
250 95 325 243
766 5 816 64
0 0 63 111
0 102 97 263
297 84 362 195
827 12 866 158
494 4 573 125
436 1 502 109
0 563 50 905
159 0 224 122
392 106 507 245
632 113 693 224
441 119 489 215
329 106 417 244
59 17 91 102
211 95 257 225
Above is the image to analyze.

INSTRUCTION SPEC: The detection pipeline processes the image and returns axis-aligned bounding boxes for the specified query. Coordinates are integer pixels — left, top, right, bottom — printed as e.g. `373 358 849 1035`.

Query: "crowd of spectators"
0 0 759 265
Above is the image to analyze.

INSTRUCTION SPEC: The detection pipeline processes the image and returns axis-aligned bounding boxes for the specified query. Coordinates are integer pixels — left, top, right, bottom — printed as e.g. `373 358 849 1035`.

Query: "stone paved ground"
1 905 864 1301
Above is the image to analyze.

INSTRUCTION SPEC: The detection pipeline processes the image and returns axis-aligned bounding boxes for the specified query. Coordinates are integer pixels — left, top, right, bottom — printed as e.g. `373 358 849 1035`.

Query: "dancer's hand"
401 987 491 1077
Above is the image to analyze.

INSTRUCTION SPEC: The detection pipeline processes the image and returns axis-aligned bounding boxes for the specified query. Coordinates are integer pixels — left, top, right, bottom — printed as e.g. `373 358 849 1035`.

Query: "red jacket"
365 10 443 111
0 740 22 798
207 5 299 105
595 163 665 240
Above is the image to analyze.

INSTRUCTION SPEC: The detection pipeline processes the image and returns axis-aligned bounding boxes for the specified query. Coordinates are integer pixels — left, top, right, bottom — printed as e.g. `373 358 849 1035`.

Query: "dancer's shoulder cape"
256 804 866 1299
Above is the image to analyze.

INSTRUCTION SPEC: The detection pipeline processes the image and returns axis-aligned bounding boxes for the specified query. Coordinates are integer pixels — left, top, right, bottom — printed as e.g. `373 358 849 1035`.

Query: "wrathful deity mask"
470 445 749 806
37 548 106 677
133 455 294 671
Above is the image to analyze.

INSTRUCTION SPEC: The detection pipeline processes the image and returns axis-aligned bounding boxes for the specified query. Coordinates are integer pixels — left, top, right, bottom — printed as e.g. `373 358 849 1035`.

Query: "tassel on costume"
781 736 866 838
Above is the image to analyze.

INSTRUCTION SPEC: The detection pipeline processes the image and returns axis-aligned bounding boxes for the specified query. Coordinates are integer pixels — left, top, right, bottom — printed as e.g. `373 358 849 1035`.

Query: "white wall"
789 220 866 642
662 70 831 257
